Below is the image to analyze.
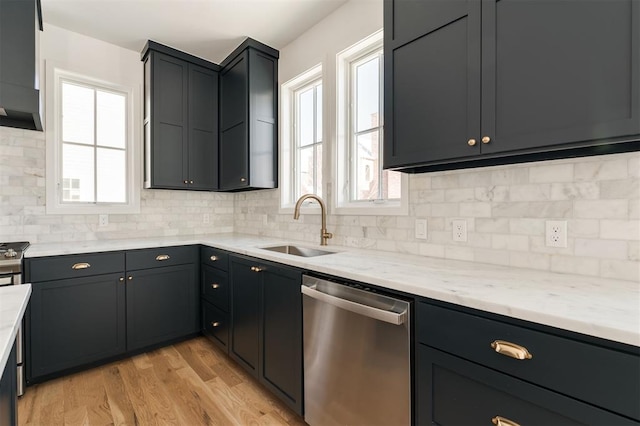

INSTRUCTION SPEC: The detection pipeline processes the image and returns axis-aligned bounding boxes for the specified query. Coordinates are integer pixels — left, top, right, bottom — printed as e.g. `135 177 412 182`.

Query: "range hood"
0 0 43 131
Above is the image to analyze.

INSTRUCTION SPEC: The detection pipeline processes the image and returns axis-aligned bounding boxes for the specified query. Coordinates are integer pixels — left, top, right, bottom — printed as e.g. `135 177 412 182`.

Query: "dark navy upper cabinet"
142 41 220 190
219 39 279 191
384 0 640 173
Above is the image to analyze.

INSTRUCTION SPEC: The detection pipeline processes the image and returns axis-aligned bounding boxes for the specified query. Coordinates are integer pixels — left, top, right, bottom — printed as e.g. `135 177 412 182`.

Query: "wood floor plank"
18 337 307 426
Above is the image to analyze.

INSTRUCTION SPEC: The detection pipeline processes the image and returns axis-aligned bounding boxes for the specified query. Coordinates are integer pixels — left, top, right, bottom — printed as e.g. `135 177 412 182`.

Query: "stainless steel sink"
261 245 334 257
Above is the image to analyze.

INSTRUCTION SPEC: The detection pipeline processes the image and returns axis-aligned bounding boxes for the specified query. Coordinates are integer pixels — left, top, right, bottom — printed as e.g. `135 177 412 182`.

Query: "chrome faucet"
293 194 333 246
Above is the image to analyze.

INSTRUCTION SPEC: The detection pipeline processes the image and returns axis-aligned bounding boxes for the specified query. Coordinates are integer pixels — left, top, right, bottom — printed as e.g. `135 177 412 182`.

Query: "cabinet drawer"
27 252 125 282
126 245 197 270
417 302 640 420
417 345 635 426
201 246 229 271
203 300 228 350
202 265 229 311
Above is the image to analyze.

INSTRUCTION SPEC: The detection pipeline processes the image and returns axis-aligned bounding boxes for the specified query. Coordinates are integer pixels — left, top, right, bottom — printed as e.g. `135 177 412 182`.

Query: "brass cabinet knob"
482 136 491 144
210 255 218 261
211 283 220 289
183 180 188 184
211 321 221 328
492 416 520 426
490 340 532 360
119 277 125 282
128 276 133 281
189 180 194 184
467 138 477 146
240 177 246 182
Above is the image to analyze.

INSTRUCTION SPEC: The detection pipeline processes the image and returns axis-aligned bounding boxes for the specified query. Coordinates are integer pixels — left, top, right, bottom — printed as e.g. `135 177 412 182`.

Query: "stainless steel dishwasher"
302 274 411 426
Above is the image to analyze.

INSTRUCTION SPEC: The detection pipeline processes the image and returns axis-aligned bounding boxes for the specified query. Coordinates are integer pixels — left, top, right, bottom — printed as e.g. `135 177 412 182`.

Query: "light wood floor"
18 336 307 426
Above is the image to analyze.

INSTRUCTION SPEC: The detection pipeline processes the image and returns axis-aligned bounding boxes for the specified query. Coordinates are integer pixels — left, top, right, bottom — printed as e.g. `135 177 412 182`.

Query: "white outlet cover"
203 213 210 224
452 219 467 242
99 214 109 227
415 219 427 240
546 220 567 248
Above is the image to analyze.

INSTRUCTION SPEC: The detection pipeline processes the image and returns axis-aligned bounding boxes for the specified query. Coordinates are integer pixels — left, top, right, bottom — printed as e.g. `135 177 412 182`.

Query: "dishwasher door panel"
303 277 411 426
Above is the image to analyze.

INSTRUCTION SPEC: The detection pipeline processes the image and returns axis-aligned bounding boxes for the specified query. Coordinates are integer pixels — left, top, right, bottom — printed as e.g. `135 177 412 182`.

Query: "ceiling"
41 0 349 63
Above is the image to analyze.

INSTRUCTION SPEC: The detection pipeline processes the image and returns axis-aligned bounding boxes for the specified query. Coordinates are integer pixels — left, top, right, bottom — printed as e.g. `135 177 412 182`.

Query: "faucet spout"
293 194 333 246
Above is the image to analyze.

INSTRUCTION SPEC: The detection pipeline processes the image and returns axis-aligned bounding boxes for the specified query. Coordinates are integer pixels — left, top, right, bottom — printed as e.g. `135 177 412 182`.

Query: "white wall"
234 0 640 282
0 24 234 243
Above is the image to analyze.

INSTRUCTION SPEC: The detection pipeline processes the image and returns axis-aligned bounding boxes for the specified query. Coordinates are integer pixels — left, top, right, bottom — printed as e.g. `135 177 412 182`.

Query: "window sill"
46 202 140 215
333 201 408 216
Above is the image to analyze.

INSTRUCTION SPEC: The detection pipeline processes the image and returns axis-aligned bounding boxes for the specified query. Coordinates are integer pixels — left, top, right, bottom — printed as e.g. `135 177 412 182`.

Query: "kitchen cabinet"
0 344 17 426
229 254 303 415
415 301 640 425
125 246 199 351
25 252 126 381
219 39 279 191
142 41 220 190
25 246 198 382
201 246 230 351
384 0 640 172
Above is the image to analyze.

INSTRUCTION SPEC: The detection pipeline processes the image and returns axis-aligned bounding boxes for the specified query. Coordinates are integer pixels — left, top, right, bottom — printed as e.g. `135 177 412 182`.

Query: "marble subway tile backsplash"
1 126 638 281
235 151 640 282
0 127 234 243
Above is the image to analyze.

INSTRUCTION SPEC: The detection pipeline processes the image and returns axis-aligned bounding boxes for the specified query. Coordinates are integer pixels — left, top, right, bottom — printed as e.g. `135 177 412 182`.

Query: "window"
46 65 139 214
281 64 323 208
337 31 407 214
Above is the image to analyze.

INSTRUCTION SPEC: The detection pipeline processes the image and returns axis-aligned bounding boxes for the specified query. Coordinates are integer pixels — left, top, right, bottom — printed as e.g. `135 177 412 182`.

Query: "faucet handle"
323 231 333 239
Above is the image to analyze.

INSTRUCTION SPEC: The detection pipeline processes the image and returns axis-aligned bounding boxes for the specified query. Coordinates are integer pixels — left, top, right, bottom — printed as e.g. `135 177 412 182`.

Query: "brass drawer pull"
155 254 170 261
482 136 491 144
210 255 218 261
71 262 91 270
250 266 263 272
211 321 221 328
491 340 532 360
492 416 520 426
211 283 220 289
467 138 477 146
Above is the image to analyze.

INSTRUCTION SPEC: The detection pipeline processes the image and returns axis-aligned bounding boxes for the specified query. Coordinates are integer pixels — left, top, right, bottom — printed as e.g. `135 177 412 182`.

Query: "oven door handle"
0 275 13 286
301 284 407 325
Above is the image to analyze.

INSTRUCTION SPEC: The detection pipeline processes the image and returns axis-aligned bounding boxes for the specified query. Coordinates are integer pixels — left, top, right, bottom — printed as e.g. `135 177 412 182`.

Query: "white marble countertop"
0 285 31 373
25 233 640 347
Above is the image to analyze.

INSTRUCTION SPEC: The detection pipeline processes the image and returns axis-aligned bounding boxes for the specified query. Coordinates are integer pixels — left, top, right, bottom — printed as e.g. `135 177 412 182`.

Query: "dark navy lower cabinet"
415 300 640 425
0 344 17 426
229 254 303 416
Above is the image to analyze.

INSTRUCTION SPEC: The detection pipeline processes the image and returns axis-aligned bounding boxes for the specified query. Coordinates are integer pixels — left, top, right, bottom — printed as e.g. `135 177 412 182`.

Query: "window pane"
383 170 402 199
315 144 322 197
62 144 95 202
97 90 126 149
97 148 126 203
355 57 380 132
298 146 315 196
62 82 94 145
298 87 315 146
354 130 379 201
316 84 322 143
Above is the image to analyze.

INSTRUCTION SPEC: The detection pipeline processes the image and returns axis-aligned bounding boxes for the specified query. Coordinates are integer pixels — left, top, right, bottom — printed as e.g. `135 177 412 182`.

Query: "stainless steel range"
0 241 30 396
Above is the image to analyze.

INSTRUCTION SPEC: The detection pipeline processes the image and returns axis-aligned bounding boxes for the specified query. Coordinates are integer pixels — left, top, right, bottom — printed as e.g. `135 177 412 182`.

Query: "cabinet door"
229 256 260 375
261 264 302 415
0 344 16 426
482 0 640 154
188 64 219 190
126 264 198 351
219 52 249 190
150 52 189 188
416 345 635 426
29 273 126 379
384 0 481 168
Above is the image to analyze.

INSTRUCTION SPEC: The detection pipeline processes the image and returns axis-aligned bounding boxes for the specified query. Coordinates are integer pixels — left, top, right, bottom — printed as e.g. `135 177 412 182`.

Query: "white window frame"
335 30 408 216
46 63 140 214
280 64 323 213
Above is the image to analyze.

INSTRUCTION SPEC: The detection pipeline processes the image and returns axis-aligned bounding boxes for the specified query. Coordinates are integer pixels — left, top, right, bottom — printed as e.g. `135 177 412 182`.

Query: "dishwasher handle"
302 284 407 325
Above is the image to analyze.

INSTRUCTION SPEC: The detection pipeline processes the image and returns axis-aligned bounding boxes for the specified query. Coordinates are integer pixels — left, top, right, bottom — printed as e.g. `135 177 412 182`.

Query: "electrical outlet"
203 213 210 224
545 220 567 248
415 219 427 240
99 214 109 227
452 219 467 242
